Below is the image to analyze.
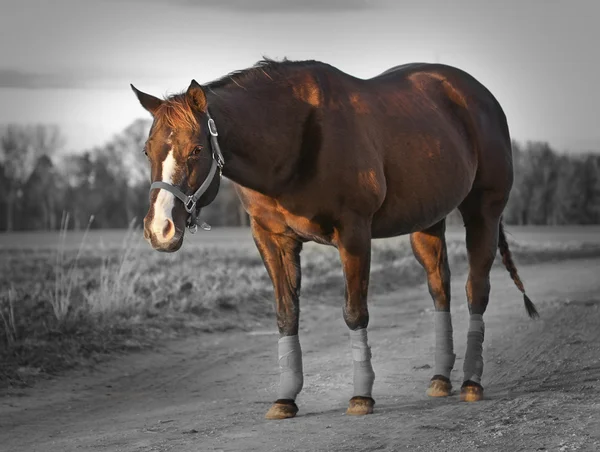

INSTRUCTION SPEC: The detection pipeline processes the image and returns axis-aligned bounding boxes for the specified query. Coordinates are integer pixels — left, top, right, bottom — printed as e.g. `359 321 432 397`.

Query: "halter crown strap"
207 110 225 168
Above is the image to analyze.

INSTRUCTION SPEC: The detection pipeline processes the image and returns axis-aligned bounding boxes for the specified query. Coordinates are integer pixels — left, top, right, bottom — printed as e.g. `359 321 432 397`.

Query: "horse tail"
498 221 539 318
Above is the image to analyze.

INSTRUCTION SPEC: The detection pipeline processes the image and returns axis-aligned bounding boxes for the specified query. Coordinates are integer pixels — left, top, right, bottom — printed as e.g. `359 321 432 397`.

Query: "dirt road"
1 258 599 452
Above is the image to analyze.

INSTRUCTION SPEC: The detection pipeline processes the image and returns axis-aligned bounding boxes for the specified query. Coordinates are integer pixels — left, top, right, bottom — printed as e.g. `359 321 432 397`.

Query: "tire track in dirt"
1 259 599 452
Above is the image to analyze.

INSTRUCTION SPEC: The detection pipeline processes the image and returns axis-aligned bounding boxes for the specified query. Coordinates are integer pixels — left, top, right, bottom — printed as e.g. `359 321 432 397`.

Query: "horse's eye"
191 145 203 156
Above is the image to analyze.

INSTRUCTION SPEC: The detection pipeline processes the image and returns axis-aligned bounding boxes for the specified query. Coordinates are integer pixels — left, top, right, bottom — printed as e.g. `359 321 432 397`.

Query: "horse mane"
154 58 329 131
206 58 329 90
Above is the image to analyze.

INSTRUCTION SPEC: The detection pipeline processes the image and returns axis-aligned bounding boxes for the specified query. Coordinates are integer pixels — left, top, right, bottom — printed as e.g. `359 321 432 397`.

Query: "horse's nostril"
162 219 175 241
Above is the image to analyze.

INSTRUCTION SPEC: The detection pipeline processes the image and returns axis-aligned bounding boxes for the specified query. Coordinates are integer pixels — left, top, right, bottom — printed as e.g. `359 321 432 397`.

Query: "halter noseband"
149 110 225 234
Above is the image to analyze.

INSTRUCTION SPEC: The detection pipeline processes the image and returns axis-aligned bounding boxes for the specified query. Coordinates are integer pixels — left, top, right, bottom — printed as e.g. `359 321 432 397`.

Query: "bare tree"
0 124 63 230
113 118 151 185
582 154 600 223
23 155 63 230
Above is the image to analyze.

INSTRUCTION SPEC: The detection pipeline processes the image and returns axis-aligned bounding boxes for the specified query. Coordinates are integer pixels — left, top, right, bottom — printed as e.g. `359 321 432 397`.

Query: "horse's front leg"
338 220 376 415
251 219 304 420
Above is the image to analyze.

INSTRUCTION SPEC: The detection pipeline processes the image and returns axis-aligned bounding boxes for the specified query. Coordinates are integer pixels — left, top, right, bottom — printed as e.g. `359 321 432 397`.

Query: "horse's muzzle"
143 217 184 252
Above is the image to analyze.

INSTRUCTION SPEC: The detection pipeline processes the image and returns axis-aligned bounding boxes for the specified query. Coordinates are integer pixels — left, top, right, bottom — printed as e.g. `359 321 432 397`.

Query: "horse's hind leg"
251 219 304 419
410 219 455 397
458 192 506 402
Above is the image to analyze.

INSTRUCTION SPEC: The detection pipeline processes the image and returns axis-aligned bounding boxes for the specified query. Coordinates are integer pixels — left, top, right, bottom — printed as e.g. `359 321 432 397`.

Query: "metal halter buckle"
184 197 196 213
213 152 224 172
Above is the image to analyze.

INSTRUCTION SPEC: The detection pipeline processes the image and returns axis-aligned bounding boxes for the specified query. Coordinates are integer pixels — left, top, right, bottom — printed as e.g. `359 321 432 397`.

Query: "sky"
1 0 599 153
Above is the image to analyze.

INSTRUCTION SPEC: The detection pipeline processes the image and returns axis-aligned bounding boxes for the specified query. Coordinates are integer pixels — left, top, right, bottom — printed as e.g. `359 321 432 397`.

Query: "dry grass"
84 221 144 315
0 286 17 346
49 213 94 323
1 226 600 389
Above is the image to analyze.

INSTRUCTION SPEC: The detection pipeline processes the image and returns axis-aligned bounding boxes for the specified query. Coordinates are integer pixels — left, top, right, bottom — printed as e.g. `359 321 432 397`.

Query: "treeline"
504 141 600 225
0 121 246 231
0 122 599 231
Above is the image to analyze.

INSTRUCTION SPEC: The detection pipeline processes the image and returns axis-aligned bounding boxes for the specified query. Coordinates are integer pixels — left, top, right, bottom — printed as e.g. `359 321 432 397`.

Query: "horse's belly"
371 188 465 237
371 158 475 237
371 201 455 238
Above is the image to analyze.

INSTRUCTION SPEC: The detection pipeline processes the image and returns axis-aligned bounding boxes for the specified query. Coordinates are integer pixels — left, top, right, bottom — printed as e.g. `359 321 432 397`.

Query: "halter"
149 110 225 234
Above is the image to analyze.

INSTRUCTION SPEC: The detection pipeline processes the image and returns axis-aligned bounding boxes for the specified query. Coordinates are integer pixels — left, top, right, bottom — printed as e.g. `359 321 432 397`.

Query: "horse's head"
131 80 222 252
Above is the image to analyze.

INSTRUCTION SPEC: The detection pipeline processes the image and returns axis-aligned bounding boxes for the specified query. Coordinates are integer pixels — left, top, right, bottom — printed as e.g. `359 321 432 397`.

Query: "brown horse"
131 59 537 419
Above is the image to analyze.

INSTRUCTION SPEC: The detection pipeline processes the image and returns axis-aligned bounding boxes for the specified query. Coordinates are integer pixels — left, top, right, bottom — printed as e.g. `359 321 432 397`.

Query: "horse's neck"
207 86 308 197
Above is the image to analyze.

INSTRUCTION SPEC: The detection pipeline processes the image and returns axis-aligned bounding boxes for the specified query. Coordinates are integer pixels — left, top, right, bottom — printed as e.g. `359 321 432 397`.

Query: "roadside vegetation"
2 222 600 390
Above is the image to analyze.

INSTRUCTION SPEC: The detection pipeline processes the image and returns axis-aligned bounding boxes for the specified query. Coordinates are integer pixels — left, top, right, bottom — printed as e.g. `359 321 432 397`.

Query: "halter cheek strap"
149 110 225 233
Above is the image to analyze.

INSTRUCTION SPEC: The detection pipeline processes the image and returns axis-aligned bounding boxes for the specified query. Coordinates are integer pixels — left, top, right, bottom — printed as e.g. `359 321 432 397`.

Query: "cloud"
0 68 157 90
200 0 373 11
112 0 376 12
0 69 81 89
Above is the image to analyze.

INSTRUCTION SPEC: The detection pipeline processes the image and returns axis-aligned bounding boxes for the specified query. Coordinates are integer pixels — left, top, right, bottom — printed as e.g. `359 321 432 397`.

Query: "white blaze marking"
151 148 177 239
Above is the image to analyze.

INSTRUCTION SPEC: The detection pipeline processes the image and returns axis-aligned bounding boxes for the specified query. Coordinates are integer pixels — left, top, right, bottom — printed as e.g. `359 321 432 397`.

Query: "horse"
131 58 537 419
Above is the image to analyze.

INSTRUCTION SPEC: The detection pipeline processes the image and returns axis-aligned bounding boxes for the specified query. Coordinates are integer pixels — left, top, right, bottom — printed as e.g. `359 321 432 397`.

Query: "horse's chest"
236 185 336 244
270 204 336 244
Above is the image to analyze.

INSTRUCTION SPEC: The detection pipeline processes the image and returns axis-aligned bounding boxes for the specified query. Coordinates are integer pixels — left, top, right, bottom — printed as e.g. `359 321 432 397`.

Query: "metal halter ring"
208 118 218 137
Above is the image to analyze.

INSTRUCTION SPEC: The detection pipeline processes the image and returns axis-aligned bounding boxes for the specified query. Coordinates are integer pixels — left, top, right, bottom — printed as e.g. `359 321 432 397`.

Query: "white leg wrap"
434 311 456 379
277 335 303 400
463 314 485 384
350 328 375 397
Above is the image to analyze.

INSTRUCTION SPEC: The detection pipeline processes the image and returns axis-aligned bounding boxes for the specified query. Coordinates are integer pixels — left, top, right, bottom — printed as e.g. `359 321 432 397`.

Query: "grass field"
2 225 600 389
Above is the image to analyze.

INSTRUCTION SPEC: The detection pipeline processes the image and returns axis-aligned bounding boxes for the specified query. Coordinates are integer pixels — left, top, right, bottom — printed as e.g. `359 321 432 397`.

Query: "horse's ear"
131 84 163 115
186 79 207 112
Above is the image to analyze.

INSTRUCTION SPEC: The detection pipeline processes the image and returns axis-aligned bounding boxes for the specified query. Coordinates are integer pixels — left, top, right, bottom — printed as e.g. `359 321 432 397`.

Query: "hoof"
460 381 484 402
346 396 375 415
427 375 452 397
265 399 299 420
